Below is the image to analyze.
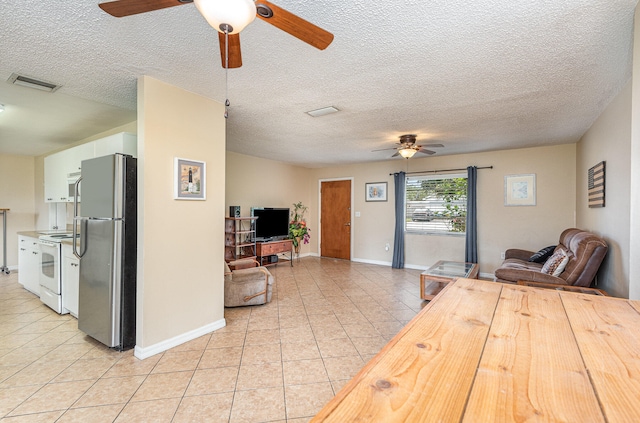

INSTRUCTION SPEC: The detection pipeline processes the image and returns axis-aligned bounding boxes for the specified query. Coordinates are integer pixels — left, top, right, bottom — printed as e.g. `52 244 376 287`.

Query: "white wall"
225 151 313 255
576 81 631 298
629 5 640 300
575 4 640 299
310 144 576 275
0 154 36 269
136 76 226 357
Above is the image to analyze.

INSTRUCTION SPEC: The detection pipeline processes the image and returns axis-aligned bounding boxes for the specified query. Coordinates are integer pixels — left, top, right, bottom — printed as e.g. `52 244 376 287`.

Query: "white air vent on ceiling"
8 73 61 93
306 106 339 117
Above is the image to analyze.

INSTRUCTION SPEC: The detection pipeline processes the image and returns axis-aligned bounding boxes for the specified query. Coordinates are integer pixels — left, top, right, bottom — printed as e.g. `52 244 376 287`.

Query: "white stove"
38 233 77 314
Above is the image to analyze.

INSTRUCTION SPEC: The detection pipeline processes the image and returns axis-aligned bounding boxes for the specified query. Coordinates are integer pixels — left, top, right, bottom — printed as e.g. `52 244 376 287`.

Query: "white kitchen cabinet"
62 243 79 317
44 132 137 203
65 142 95 175
44 152 68 202
18 235 40 296
94 132 137 158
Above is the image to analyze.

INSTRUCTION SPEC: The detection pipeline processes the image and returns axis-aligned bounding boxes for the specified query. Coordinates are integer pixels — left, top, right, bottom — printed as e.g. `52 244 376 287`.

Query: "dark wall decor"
588 161 605 208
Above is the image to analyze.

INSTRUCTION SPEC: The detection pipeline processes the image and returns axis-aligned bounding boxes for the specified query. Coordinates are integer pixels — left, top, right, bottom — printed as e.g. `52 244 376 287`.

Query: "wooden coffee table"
420 260 479 300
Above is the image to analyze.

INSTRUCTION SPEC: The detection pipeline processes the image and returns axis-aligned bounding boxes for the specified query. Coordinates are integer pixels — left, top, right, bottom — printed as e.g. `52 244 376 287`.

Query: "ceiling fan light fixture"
194 0 256 34
399 148 417 159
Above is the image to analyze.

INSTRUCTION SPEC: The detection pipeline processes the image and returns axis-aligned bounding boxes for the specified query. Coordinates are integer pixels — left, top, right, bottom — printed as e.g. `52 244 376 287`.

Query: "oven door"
38 241 61 294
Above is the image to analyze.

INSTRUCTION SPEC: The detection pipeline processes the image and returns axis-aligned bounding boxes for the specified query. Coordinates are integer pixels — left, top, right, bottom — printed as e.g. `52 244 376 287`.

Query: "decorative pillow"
528 245 557 263
541 249 570 277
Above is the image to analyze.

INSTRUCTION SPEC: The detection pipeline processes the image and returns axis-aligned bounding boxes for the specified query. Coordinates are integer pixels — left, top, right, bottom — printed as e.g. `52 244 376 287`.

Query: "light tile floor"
0 257 425 422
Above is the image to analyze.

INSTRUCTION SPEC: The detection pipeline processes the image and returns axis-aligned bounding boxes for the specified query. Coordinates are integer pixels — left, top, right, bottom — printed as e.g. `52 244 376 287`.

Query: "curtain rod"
389 165 493 176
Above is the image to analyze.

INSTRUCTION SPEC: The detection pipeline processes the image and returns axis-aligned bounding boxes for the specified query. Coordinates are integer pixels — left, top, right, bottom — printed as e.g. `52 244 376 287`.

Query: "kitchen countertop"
17 231 46 238
18 230 79 245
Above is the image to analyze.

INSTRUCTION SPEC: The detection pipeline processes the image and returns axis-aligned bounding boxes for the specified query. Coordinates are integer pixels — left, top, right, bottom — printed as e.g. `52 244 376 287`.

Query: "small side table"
420 260 479 301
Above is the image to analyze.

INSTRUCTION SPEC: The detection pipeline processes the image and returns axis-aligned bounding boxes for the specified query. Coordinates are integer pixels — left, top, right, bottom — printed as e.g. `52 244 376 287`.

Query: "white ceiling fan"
98 0 334 68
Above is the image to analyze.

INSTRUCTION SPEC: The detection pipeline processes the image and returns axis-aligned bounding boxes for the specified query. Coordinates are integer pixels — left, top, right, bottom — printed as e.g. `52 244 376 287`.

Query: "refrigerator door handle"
73 177 84 259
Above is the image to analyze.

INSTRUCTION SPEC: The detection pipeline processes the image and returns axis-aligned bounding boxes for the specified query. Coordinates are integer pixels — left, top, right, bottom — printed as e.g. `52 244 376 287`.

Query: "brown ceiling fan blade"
372 147 400 152
421 143 444 148
418 149 437 155
99 0 191 17
255 1 334 50
391 152 400 157
218 33 242 68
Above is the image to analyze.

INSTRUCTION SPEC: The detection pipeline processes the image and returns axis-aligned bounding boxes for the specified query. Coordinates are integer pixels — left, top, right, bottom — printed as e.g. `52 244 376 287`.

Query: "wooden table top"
312 278 640 422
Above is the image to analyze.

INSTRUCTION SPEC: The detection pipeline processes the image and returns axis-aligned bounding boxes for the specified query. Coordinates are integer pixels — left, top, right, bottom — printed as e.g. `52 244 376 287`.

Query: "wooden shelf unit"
225 217 257 263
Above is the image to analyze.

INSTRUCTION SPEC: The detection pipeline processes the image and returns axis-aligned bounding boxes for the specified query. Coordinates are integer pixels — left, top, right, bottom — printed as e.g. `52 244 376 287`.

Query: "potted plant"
289 201 310 253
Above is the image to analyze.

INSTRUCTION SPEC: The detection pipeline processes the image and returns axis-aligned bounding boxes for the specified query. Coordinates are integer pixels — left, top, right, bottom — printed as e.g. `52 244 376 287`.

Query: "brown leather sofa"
494 228 608 287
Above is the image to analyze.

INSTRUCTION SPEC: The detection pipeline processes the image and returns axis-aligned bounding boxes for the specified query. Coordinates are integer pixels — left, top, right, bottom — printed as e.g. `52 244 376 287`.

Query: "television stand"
256 239 293 267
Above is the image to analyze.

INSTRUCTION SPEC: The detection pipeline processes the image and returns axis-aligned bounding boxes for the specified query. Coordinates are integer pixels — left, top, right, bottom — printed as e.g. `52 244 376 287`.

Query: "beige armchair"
224 259 274 307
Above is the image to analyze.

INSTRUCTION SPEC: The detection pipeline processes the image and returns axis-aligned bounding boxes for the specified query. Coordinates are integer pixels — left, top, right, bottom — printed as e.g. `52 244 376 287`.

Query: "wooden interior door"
320 180 351 260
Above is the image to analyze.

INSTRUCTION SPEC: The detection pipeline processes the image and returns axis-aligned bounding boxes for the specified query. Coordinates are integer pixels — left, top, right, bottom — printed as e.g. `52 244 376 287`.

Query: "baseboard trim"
352 257 391 266
134 318 226 360
352 258 429 271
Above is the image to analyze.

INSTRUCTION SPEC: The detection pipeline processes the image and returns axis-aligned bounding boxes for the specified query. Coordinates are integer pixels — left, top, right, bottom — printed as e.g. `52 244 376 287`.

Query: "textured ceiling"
0 0 637 166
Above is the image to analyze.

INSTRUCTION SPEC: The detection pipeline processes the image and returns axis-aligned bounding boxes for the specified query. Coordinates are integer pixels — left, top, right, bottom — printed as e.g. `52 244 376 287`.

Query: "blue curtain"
392 171 406 268
465 166 478 263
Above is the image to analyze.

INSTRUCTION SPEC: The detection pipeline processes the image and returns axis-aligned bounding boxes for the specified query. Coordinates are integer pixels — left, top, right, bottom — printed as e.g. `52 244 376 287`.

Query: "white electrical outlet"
385 242 390 251
500 252 505 259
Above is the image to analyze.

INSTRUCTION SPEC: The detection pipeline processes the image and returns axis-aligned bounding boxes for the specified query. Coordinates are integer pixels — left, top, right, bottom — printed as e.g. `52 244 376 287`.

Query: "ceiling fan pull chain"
224 28 230 119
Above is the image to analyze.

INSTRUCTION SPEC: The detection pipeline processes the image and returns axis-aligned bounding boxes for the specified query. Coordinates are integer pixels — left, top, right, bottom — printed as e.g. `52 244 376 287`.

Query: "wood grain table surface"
312 278 640 422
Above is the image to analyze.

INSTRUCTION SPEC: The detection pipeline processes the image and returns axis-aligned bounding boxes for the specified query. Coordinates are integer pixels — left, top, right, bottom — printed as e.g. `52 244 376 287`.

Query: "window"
405 173 467 235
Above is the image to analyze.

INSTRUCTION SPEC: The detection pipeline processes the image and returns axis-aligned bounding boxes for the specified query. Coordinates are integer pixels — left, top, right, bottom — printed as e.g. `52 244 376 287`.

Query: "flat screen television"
252 208 290 241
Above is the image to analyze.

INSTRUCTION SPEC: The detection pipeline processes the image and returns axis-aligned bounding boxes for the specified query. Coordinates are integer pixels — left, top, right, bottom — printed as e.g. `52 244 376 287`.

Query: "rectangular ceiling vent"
8 73 61 93
306 106 339 117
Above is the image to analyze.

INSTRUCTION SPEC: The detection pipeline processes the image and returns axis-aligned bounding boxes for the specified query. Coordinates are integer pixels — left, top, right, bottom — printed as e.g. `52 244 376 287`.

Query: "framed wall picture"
174 157 206 200
504 174 536 206
588 161 605 208
365 182 388 202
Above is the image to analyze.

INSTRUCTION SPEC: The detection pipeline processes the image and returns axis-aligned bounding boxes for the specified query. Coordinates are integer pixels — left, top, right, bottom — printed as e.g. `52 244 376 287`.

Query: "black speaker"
229 206 241 218
268 255 279 263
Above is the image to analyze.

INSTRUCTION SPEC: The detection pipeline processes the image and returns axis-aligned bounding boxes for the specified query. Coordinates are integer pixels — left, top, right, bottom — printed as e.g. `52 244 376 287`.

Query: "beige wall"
0 154 36 268
225 144 576 277
576 81 631 298
137 76 226 353
630 5 640 300
309 144 576 275
225 151 313 255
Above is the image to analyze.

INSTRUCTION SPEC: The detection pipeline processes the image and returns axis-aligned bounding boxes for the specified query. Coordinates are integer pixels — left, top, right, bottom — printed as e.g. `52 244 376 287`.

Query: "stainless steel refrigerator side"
81 155 117 219
77 153 137 351
120 156 137 350
77 219 119 347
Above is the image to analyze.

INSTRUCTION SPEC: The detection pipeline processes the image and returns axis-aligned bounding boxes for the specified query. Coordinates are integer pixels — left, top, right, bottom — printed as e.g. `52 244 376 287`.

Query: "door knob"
344 222 351 226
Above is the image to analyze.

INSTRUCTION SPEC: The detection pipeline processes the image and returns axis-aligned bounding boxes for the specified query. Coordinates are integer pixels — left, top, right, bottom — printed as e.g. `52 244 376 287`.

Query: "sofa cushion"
494 259 544 282
528 245 556 263
541 249 569 276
